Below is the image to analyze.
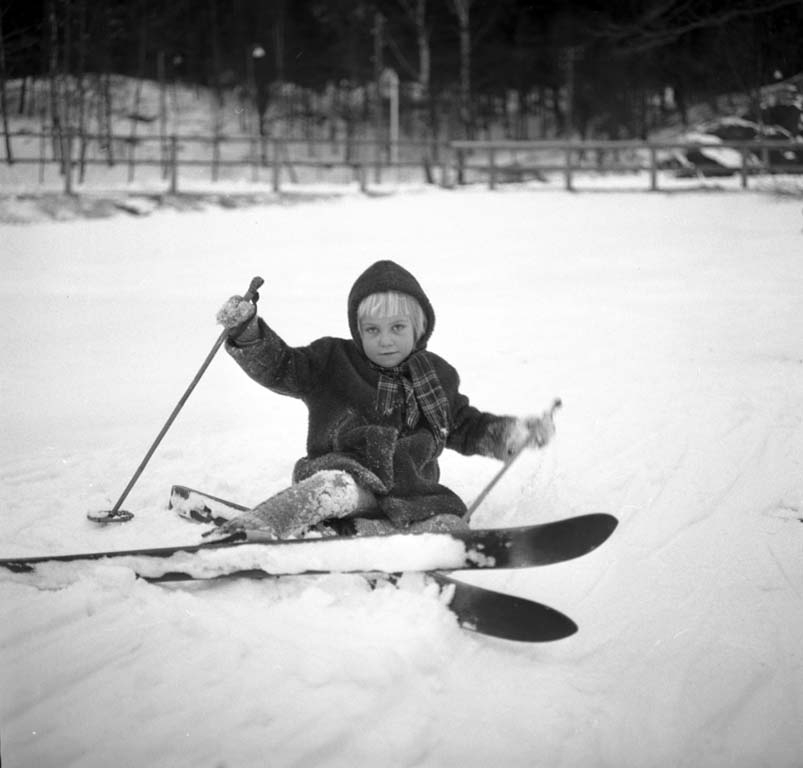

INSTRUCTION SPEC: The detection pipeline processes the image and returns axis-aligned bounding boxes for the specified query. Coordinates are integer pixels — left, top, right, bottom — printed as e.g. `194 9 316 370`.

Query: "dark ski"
143 568 578 642
0 513 617 574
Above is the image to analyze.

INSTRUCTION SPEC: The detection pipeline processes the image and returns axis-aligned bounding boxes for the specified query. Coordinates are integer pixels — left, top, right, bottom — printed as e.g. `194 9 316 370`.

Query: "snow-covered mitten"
216 295 260 343
499 409 556 458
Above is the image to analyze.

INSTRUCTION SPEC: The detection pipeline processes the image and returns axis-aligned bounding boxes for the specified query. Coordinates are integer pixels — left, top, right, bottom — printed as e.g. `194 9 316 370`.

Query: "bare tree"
394 0 438 177
0 4 12 163
46 0 66 167
590 0 803 55
447 0 473 138
127 0 148 183
74 0 90 182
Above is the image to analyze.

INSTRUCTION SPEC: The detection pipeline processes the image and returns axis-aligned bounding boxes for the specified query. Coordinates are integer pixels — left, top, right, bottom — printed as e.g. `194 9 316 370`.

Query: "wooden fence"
2 130 802 194
452 139 803 191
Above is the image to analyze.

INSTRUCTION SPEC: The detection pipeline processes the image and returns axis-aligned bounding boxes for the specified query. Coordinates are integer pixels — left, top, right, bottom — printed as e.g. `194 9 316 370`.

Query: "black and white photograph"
1 1 802 766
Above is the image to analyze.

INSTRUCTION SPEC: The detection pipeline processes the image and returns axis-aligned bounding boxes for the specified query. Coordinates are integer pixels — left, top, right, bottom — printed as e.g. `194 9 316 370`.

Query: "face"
359 314 416 368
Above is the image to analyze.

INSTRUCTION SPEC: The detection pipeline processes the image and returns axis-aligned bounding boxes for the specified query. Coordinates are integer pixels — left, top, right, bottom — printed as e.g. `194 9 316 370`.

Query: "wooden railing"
2 130 801 194
451 139 803 191
0 130 450 194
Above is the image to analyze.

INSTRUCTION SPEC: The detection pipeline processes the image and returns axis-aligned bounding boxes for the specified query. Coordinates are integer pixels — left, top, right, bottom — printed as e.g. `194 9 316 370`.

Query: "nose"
379 330 393 347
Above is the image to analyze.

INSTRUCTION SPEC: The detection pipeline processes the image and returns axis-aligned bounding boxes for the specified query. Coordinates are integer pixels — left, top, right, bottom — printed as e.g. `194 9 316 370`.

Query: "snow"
4 534 471 583
2 185 803 767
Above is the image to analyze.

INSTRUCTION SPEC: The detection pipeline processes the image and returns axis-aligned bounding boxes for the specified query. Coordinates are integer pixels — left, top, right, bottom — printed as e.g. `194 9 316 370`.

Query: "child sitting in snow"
215 260 554 538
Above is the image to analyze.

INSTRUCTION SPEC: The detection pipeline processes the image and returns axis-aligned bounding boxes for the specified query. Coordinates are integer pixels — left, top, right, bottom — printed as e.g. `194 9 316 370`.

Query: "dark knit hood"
347 260 436 351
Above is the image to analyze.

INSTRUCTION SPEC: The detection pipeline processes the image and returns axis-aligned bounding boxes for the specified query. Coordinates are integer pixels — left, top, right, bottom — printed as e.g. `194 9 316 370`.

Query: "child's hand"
217 295 260 342
217 295 256 328
501 400 560 457
521 413 556 448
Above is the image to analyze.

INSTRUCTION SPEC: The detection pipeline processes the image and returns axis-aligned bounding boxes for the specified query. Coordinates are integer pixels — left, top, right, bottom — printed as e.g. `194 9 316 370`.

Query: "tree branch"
591 0 803 55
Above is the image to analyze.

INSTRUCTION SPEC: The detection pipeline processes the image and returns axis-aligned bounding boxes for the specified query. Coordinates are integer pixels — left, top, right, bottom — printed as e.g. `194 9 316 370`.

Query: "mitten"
216 295 260 343
499 406 558 458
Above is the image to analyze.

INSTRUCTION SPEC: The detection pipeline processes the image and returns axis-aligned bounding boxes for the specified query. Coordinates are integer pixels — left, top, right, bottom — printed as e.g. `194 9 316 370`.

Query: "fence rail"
452 139 803 191
2 130 802 194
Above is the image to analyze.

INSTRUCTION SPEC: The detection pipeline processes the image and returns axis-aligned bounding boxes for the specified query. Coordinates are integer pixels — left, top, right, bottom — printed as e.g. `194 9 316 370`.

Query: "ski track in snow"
1 188 803 767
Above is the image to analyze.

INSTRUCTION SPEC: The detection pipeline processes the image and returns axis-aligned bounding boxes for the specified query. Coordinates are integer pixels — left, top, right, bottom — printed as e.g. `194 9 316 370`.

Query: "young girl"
215 260 554 538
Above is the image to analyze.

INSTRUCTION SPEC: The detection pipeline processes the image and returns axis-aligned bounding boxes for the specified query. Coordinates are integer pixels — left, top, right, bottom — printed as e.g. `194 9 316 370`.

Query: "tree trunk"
449 0 473 139
0 6 13 163
17 76 27 115
103 70 114 166
48 0 65 167
273 0 286 84
413 0 434 180
99 5 114 166
75 0 88 183
158 49 168 178
128 2 147 183
208 0 224 160
373 10 384 148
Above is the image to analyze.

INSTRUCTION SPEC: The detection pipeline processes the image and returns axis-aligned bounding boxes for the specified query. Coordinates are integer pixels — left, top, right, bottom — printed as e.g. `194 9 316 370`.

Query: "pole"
464 399 561 523
88 276 264 523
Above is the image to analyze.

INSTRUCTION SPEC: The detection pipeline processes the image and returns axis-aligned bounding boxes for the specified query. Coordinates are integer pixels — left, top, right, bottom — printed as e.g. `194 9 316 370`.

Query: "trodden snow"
1 186 802 767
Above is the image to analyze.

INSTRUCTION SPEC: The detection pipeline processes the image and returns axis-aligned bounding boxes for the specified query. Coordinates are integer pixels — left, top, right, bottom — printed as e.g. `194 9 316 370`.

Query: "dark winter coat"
226 260 514 524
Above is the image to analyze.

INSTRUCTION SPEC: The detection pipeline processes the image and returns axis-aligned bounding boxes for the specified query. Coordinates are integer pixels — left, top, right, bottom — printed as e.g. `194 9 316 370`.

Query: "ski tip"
433 573 580 643
592 512 619 538
87 509 135 524
459 601 578 643
564 512 618 540
573 512 619 555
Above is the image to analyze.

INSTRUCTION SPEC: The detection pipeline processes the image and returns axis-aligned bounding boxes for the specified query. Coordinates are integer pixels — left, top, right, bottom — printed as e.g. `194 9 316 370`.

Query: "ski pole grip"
243 276 264 303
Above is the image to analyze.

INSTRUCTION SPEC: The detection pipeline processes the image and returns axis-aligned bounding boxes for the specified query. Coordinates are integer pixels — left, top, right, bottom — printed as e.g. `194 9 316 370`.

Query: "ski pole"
88 276 264 523
464 398 561 524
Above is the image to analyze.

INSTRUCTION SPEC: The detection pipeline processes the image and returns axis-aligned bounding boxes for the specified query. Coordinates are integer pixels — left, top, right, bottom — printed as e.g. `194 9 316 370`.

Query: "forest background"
1 0 802 159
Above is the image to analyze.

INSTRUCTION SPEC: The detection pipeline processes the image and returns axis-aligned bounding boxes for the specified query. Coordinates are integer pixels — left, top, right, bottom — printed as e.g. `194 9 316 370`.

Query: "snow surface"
1 186 802 767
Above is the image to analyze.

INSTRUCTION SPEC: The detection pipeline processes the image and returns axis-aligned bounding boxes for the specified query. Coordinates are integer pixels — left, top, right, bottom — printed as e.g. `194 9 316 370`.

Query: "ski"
144 568 578 642
0 512 617 577
429 572 578 642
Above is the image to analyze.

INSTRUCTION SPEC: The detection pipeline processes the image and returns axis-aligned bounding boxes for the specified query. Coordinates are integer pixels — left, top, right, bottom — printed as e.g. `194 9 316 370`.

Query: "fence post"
564 146 574 191
169 134 178 194
271 139 281 192
63 127 74 195
359 161 368 193
127 136 136 184
649 146 658 191
489 147 496 190
374 139 382 185
39 128 46 183
250 135 259 182
439 144 451 188
740 146 748 189
1 129 12 164
456 147 465 185
443 152 450 188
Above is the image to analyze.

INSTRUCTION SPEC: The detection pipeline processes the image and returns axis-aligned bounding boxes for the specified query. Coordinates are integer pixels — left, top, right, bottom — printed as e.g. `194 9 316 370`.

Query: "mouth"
375 351 401 365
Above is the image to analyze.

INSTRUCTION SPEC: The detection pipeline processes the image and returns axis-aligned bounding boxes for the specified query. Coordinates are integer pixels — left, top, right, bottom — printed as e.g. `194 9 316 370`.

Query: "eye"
392 323 409 333
362 326 378 336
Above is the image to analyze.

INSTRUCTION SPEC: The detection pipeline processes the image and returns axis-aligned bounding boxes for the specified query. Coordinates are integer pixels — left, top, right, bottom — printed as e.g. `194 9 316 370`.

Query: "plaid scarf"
374 352 450 447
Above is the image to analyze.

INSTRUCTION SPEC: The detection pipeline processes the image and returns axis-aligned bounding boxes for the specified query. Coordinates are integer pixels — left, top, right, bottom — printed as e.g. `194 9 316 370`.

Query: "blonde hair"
357 291 427 341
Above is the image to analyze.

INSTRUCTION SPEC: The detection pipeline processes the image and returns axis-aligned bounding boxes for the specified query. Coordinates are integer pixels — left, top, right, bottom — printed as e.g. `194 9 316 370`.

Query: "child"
215 260 555 538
